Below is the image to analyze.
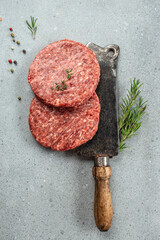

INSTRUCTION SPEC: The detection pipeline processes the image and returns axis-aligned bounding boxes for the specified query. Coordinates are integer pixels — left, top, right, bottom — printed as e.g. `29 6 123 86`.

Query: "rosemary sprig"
26 16 38 40
119 78 147 151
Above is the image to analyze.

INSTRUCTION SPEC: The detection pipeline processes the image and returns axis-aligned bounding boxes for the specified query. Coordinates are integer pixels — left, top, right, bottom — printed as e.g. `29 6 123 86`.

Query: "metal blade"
75 42 120 157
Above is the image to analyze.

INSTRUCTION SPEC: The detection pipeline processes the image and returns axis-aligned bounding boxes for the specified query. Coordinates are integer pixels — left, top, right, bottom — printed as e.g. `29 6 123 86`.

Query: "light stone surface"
0 0 160 239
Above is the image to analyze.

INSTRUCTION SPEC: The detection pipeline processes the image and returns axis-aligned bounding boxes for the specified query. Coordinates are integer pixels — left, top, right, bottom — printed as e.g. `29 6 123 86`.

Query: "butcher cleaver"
76 42 120 231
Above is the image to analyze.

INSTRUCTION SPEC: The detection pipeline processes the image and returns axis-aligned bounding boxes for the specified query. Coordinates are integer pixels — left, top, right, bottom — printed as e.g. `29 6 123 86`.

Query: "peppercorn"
13 39 15 42
8 59 12 64
16 40 20 45
17 96 21 101
9 28 13 31
13 60 17 65
22 49 26 54
10 68 14 73
10 33 14 37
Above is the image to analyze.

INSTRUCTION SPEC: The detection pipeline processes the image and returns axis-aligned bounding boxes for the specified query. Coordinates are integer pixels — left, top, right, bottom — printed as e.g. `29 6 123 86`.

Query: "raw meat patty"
28 39 100 107
29 93 100 151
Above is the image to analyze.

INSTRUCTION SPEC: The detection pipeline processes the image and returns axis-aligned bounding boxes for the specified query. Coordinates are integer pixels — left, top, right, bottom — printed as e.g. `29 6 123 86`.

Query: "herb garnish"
26 16 38 40
55 83 60 90
60 81 67 90
118 78 147 151
66 69 73 79
55 81 67 91
52 69 73 91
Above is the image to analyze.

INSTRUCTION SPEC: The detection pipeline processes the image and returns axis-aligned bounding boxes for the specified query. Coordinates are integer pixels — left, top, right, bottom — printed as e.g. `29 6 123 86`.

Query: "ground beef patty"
28 39 100 107
29 93 100 151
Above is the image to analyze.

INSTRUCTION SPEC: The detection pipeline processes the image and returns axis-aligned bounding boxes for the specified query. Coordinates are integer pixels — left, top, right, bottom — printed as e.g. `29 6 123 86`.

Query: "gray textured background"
0 0 160 239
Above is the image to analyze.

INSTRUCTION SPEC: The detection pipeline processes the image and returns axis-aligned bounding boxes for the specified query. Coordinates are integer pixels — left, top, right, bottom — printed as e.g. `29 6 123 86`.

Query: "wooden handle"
92 166 113 231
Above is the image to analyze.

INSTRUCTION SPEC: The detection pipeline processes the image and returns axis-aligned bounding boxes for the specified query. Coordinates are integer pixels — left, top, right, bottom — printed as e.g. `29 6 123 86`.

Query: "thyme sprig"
52 69 73 91
26 16 38 40
66 69 73 79
119 78 147 151
55 81 67 91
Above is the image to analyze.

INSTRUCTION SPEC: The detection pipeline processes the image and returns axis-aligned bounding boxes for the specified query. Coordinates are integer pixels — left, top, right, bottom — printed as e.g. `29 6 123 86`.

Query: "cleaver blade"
76 42 119 157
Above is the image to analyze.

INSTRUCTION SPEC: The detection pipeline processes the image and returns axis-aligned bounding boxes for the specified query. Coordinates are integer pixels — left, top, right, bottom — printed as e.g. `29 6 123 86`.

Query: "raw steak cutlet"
29 93 100 151
28 39 100 107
